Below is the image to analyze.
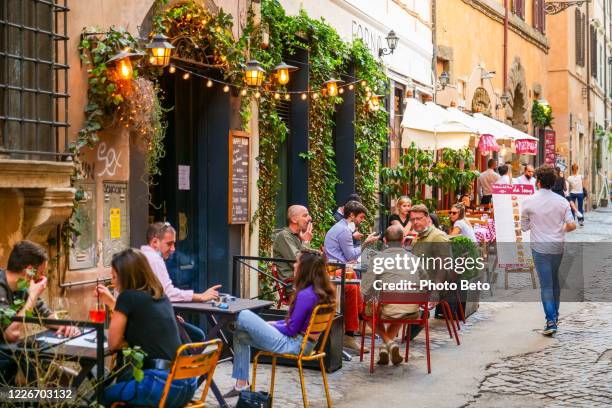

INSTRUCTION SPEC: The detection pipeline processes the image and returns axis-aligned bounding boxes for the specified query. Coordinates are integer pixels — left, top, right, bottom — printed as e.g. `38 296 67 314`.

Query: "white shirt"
495 175 511 185
515 174 537 187
566 174 583 194
478 169 501 196
520 189 574 254
140 245 194 302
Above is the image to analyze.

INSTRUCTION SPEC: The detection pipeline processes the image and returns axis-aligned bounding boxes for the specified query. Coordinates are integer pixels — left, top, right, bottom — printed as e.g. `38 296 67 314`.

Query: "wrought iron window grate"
0 0 70 161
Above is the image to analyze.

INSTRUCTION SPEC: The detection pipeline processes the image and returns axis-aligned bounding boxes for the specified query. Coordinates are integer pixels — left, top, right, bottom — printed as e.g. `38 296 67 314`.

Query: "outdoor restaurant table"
172 298 274 408
0 318 108 405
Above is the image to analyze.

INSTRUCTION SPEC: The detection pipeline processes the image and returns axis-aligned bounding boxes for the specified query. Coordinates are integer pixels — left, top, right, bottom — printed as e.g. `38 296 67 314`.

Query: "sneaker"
377 345 389 365
579 218 584 226
542 321 557 336
344 334 369 354
388 341 403 366
575 210 583 218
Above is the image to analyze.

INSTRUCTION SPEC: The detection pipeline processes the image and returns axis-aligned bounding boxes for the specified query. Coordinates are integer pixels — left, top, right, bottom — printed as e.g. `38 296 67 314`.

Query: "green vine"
531 99 553 128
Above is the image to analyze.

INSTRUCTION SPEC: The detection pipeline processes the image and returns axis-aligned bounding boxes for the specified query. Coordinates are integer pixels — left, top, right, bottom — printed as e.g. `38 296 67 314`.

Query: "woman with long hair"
388 196 412 235
448 203 478 242
96 249 196 407
226 249 336 396
567 163 585 225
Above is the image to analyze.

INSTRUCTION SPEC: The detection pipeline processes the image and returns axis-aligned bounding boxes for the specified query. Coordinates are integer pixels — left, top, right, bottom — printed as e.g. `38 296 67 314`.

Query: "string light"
240 88 248 96
339 87 345 94
312 92 319 100
348 84 354 90
284 93 291 100
206 79 213 87
169 65 176 74
360 80 367 86
274 92 281 100
254 91 261 99
182 72 190 80
365 86 371 92
215 26 221 33
301 93 307 100
223 85 230 93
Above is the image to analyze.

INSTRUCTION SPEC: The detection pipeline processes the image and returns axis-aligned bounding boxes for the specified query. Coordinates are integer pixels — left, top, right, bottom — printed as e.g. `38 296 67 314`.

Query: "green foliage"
450 236 481 281
531 100 553 128
121 346 147 382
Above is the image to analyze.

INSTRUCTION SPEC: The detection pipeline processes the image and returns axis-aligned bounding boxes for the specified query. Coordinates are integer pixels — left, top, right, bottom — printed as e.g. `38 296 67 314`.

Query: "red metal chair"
400 297 460 346
360 292 432 374
271 263 294 309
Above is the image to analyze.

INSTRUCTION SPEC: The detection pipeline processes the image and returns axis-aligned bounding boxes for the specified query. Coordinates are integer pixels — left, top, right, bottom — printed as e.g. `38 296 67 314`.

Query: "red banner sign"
544 130 556 164
478 133 500 155
515 139 537 155
491 183 535 195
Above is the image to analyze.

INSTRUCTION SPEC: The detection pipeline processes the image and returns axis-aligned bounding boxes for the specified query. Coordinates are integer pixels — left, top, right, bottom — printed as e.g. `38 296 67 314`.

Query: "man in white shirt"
478 159 500 204
521 166 576 336
495 164 512 185
142 222 221 341
515 164 537 187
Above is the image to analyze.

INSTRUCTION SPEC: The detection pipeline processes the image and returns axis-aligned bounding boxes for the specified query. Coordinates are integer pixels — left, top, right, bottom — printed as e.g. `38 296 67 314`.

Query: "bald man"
515 164 536 187
272 205 313 279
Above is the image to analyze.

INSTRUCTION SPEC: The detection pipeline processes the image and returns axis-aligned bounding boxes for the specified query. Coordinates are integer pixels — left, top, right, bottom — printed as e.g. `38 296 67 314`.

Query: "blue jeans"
232 310 314 381
103 369 196 408
182 321 206 342
569 192 584 215
531 250 563 323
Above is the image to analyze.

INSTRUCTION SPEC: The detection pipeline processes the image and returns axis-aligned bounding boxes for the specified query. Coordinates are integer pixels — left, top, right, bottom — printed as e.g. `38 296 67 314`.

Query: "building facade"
435 0 549 172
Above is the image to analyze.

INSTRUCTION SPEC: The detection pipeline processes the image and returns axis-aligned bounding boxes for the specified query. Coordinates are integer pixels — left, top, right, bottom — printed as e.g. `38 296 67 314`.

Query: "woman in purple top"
226 249 336 396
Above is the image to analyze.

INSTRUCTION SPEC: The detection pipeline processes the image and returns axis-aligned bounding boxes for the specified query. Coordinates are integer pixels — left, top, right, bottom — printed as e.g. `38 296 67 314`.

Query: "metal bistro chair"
111 339 222 408
361 292 432 374
252 303 336 408
271 263 294 309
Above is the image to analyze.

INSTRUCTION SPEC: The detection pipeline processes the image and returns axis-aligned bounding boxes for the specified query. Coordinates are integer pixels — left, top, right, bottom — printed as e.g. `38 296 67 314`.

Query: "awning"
473 113 538 141
400 99 475 150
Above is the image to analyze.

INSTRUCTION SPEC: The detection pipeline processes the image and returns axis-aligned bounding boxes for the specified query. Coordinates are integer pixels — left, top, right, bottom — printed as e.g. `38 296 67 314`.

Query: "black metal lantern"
244 59 265 87
324 78 344 97
146 32 174 67
273 61 298 85
108 48 144 80
439 71 450 89
379 29 399 57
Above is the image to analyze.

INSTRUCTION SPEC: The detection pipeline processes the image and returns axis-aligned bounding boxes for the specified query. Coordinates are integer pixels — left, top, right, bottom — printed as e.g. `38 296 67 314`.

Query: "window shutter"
576 10 585 67
591 25 598 79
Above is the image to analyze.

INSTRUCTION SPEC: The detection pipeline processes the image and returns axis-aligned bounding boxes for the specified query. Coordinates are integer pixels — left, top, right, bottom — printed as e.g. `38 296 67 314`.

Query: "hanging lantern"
368 94 383 112
273 61 298 85
323 78 344 97
108 48 144 81
145 32 174 67
243 59 265 87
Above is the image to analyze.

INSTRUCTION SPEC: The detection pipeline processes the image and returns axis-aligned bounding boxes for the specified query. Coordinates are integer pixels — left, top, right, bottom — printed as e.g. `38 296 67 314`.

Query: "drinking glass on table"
52 297 68 319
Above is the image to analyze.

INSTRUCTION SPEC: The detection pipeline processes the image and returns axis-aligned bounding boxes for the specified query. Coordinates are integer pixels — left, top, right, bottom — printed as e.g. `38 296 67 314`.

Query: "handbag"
236 390 272 408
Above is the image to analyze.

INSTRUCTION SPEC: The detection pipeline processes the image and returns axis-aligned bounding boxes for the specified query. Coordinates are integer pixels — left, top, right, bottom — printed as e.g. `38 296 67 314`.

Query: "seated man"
272 205 313 280
1 241 80 382
361 225 428 366
324 201 379 353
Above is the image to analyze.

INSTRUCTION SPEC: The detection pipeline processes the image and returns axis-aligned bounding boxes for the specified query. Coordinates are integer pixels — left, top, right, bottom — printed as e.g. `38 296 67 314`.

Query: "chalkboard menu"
228 130 251 224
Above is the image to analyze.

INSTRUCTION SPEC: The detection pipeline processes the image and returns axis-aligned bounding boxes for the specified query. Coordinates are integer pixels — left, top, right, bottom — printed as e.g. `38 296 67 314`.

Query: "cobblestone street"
200 208 612 408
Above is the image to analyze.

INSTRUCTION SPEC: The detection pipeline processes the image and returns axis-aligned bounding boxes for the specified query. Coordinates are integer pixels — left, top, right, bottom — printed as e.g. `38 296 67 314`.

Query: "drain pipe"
503 0 509 93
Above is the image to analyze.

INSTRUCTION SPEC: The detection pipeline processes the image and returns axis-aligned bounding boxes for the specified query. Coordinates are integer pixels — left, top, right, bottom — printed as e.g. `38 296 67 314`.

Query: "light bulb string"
170 64 371 96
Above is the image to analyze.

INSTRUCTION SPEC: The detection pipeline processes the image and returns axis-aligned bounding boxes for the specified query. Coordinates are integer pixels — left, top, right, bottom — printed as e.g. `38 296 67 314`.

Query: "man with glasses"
410 205 452 283
141 222 221 342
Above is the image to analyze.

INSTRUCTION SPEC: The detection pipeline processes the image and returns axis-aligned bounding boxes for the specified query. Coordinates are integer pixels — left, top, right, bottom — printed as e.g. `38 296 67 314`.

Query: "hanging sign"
515 139 537 155
544 130 556 164
478 134 500 155
228 130 251 224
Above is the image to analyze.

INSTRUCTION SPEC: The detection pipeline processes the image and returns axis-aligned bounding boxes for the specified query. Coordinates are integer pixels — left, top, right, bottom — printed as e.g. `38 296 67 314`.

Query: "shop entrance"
149 68 232 294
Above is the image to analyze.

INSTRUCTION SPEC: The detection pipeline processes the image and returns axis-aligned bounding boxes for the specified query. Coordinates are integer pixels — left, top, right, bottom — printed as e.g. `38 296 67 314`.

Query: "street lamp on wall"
108 48 144 80
146 32 174 67
500 92 511 108
378 29 399 57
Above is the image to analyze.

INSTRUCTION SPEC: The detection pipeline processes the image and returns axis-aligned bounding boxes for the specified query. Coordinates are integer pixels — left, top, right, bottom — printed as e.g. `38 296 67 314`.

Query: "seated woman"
388 196 412 235
96 248 196 408
448 203 478 242
226 249 336 396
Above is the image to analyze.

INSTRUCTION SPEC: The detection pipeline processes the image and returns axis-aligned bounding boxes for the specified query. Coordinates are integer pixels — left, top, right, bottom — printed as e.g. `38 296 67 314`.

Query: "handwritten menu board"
228 131 251 224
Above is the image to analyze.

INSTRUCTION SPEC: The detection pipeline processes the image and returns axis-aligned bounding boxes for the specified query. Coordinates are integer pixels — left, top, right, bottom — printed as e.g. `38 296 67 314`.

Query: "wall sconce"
145 32 174 67
244 59 265 87
438 71 449 89
274 61 298 85
378 29 399 57
368 94 382 111
108 48 144 80
324 78 344 96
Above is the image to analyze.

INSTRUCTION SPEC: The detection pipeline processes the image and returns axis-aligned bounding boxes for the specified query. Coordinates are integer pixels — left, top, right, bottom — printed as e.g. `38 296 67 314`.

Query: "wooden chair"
252 303 336 408
111 339 222 408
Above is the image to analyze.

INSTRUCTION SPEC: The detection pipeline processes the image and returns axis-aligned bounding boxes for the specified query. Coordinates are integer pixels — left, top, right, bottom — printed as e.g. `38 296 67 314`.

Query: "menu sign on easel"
228 130 251 224
492 184 535 266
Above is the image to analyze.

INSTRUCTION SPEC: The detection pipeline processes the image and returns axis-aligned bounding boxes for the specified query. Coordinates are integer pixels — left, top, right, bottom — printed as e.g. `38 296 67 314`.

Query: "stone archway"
471 87 492 116
505 56 529 132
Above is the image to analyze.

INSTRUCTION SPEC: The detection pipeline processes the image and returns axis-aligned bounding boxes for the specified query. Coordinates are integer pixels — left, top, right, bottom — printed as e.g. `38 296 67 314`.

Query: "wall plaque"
103 181 130 266
69 182 97 270
228 130 251 224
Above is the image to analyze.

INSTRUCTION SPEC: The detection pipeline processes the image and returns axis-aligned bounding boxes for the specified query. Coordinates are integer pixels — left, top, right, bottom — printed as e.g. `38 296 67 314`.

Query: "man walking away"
521 166 576 336
478 159 500 205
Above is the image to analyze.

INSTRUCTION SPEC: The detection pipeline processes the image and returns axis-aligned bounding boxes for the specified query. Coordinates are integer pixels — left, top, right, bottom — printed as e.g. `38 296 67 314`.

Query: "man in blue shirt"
324 201 379 352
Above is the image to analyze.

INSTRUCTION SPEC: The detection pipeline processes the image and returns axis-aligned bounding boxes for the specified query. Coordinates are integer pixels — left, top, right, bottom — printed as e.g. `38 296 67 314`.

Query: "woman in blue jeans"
96 249 196 407
225 249 336 397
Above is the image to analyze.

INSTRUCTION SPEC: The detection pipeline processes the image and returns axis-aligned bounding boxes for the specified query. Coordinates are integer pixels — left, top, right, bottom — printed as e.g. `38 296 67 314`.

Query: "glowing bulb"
348 84 354 90
169 65 176 74
223 85 230 92
339 87 344 94
254 91 261 99
206 79 213 87
240 88 248 96
327 82 338 97
182 72 190 80
277 69 289 85
312 92 319 100
365 86 371 92
220 55 227 62
301 93 307 100
284 93 291 100
117 58 132 80
274 92 281 100
215 26 221 33
360 80 366 86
